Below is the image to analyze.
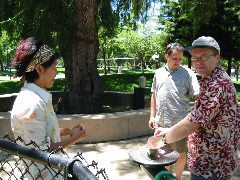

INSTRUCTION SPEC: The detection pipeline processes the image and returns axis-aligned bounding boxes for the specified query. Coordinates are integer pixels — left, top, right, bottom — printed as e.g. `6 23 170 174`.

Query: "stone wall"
0 91 134 112
0 90 151 142
0 109 152 143
0 93 18 112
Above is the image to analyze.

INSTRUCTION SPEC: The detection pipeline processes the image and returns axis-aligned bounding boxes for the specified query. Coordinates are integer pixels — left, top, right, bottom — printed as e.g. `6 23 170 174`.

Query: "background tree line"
0 0 239 114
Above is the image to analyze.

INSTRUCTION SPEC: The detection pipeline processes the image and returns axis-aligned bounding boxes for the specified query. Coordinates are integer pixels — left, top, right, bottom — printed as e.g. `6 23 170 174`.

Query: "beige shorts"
166 137 188 153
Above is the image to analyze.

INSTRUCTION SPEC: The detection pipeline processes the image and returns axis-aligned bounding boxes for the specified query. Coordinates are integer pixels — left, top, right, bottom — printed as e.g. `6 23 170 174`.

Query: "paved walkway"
65 135 240 180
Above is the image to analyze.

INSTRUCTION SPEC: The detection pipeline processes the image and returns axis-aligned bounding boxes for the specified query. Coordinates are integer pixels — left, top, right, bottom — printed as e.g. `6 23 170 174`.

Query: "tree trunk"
61 0 103 114
102 48 107 75
227 58 231 76
0 60 4 72
236 65 239 81
138 53 144 73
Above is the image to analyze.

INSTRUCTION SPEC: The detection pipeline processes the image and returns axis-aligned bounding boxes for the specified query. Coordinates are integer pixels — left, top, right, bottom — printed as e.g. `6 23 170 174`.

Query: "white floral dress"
11 83 61 179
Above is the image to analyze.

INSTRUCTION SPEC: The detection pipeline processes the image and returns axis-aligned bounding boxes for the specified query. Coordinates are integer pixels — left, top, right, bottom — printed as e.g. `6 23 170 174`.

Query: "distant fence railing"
0 134 108 180
97 58 136 69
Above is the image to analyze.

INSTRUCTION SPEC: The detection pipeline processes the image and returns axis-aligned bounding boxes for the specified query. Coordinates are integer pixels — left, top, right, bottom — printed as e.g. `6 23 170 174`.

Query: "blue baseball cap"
187 36 220 53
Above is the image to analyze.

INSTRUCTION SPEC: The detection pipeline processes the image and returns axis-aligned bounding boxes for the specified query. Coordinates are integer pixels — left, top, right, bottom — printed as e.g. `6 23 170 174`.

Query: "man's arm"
156 116 200 144
150 92 156 118
149 92 157 129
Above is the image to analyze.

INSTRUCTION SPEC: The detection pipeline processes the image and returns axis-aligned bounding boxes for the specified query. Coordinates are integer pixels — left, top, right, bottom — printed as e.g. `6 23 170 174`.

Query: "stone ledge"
0 91 134 112
0 109 152 143
58 109 152 143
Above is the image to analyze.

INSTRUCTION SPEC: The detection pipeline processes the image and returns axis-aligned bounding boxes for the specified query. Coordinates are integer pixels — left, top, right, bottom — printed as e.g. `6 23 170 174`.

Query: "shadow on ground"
65 135 240 180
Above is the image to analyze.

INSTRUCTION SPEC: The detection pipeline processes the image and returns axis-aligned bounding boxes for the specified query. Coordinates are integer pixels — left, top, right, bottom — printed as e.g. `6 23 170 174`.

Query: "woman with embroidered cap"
11 37 86 179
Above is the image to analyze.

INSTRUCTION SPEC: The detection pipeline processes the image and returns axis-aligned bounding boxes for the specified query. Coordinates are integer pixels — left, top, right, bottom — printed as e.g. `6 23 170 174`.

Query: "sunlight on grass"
0 72 155 95
1 72 240 102
232 80 240 100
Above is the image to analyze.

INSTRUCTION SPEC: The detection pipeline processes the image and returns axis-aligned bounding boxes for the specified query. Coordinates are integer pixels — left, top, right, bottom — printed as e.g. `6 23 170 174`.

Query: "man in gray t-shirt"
149 43 199 179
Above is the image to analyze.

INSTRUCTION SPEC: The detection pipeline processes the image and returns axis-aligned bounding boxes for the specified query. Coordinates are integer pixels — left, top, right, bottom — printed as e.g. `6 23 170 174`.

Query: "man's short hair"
166 43 184 55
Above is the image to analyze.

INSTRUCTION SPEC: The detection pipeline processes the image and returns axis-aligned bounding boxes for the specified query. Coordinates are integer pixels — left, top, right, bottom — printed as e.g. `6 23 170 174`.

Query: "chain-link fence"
0 134 108 180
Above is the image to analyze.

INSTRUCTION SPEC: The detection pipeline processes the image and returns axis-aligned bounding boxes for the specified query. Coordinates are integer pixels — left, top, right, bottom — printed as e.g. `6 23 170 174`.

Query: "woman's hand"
60 128 71 136
52 124 86 149
70 124 86 142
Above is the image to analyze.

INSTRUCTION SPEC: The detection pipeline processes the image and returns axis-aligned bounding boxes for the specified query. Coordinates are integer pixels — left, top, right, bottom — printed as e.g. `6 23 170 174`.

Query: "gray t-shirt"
151 65 199 127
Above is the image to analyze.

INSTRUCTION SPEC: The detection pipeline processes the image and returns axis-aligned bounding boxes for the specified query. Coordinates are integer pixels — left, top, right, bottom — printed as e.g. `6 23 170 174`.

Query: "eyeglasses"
191 54 215 62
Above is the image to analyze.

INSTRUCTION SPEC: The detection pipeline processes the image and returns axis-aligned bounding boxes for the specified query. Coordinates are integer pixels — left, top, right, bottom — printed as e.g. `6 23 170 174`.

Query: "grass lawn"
232 80 240 100
1 69 240 101
0 71 155 95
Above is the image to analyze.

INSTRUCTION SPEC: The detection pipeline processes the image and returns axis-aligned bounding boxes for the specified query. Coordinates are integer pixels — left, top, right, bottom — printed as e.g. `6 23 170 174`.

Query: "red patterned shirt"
187 66 240 179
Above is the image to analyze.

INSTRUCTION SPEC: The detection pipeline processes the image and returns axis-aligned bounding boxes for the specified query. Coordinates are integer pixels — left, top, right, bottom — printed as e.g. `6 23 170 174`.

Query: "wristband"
162 134 168 145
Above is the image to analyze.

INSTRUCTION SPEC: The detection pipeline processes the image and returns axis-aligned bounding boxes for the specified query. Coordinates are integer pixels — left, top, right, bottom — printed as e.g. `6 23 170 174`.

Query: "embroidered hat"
12 38 55 73
25 44 54 72
188 36 220 53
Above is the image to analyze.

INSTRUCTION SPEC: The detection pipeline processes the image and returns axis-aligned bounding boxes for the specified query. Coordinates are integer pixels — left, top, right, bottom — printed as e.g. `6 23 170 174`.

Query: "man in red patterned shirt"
154 36 240 179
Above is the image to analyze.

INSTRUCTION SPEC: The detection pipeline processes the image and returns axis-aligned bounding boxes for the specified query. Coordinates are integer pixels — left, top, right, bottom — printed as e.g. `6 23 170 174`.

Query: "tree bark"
236 65 239 81
61 0 103 114
0 60 4 72
227 58 232 76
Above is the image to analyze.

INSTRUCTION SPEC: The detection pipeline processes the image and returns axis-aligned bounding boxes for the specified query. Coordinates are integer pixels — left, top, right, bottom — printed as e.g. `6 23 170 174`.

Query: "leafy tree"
98 27 125 75
148 32 168 67
0 31 8 71
159 0 240 73
98 24 167 71
116 27 155 71
232 58 240 81
0 31 16 72
0 0 161 113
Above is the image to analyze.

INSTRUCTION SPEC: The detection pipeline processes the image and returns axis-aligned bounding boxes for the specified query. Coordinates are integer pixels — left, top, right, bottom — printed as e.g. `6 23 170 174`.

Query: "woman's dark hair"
24 55 57 82
12 37 57 83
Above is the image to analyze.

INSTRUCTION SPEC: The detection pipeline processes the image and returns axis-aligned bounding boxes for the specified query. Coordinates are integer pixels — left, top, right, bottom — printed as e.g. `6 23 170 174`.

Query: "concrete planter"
0 109 152 143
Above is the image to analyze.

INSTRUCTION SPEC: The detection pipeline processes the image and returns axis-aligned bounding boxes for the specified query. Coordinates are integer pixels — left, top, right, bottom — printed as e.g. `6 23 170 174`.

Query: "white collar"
165 65 180 73
22 83 51 103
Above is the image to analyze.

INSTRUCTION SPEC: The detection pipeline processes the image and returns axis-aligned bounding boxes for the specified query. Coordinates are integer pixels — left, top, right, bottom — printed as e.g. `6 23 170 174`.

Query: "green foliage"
11 0 160 52
1 74 240 102
232 80 240 100
114 27 163 64
159 0 193 46
159 0 240 61
0 1 164 58
98 0 119 37
0 30 16 71
48 78 66 91
0 80 21 94
220 58 228 70
98 24 169 74
101 72 154 92
0 71 10 76
0 0 76 57
0 0 163 70
0 73 155 94
158 0 240 75
113 0 161 29
0 0 164 113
